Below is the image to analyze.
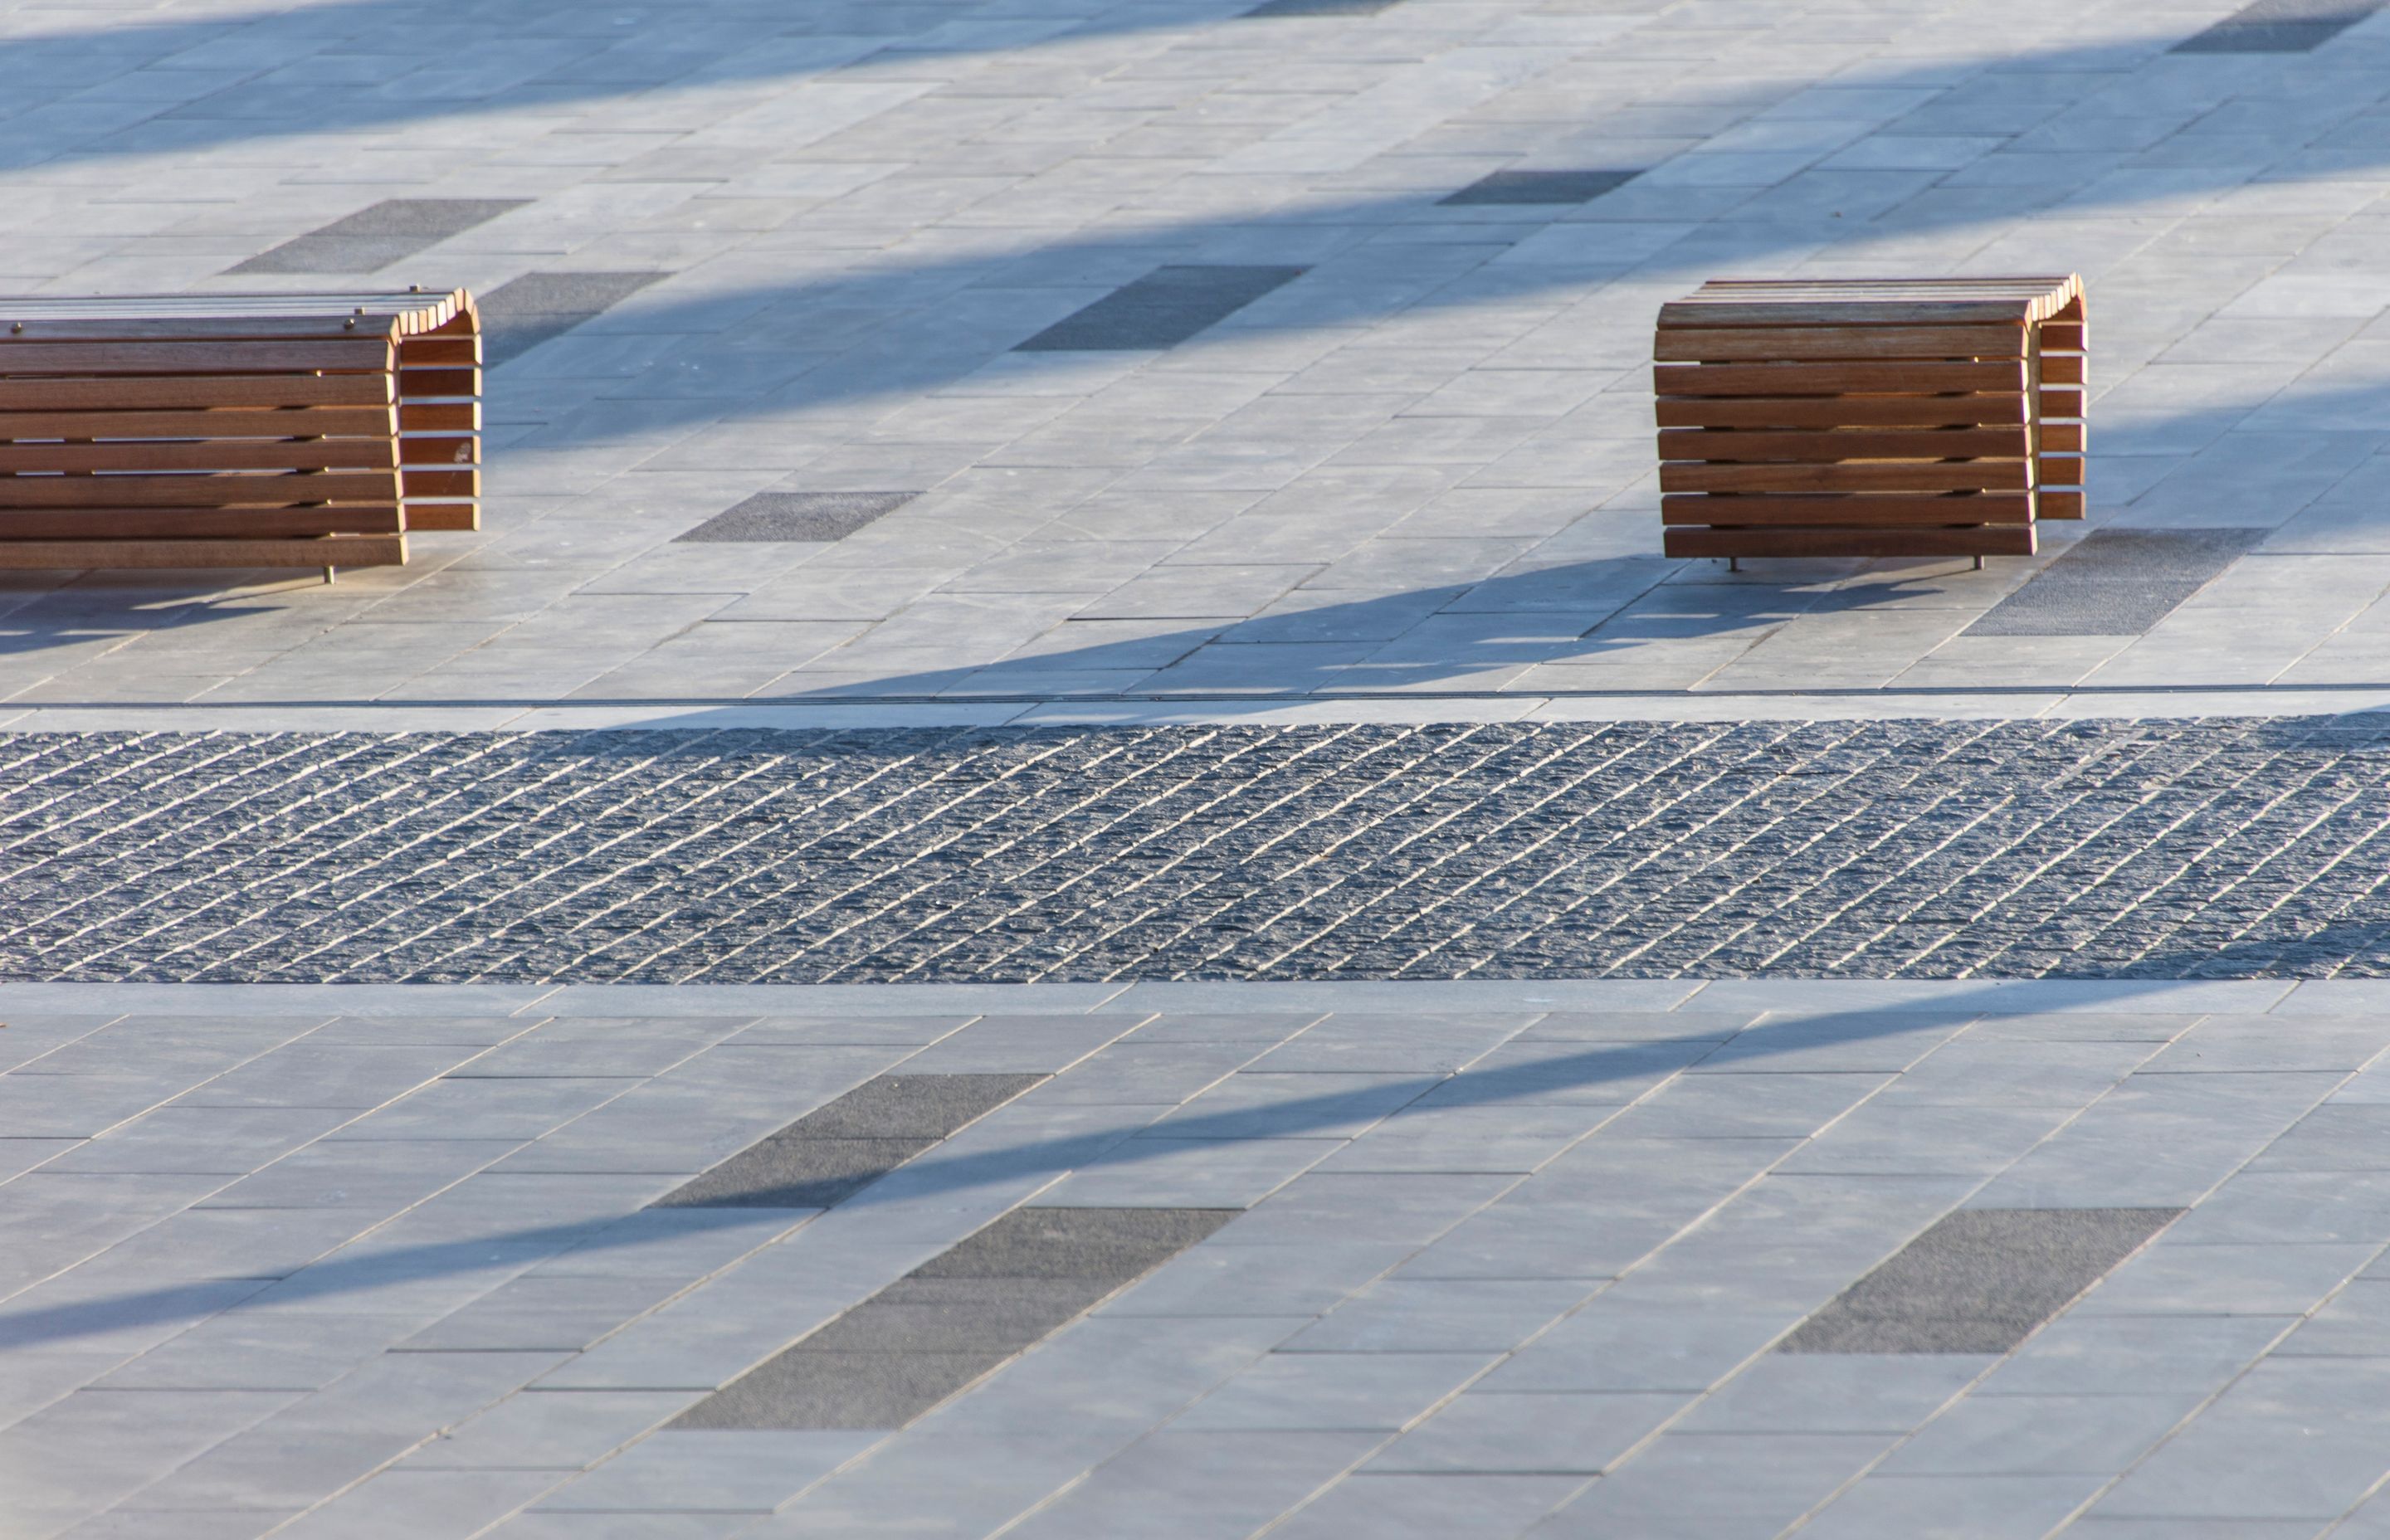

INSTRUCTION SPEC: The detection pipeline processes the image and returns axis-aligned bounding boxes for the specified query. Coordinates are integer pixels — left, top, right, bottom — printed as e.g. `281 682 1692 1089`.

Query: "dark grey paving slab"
1965 529 2270 637
20 721 2390 983
480 270 667 367
914 1206 1239 1281
669 1348 1009 1430
1014 266 1307 352
677 491 918 544
227 199 528 275
650 1074 1042 1207
1439 170 1639 207
1780 1207 2183 1354
2172 0 2378 51
670 1207 1234 1430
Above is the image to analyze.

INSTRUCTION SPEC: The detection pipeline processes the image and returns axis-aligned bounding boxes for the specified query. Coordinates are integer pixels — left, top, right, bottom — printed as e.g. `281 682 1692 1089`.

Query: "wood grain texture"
1664 524 2036 558
0 287 480 564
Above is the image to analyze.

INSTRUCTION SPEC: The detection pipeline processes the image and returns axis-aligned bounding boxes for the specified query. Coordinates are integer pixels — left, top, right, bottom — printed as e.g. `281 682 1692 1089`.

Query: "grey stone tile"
668 1348 1007 1430
1440 170 1641 207
650 1073 1043 1208
1002 1429 1381 1540
408 1389 699 1469
1368 1390 1682 1474
1678 1353 1992 1434
534 1429 874 1510
1797 1474 2108 1540
1172 1349 1490 1431
1880 1391 2207 1475
1781 1208 2183 1354
913 1206 1238 1282
228 199 528 274
678 492 919 545
1531 1431 1898 1537
797 1279 1110 1354
2069 1241 2375 1316
1245 0 1398 12
2094 1357 2390 1519
1980 1312 2292 1396
1016 266 1307 353
1965 529 2270 637
271 1467 563 1540
2172 0 2381 52
1282 1278 1590 1352
1267 1472 1583 1539
481 271 668 368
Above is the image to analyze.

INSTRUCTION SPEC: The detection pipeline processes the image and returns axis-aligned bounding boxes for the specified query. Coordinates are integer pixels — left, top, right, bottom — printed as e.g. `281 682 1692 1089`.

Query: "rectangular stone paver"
2 982 2388 1535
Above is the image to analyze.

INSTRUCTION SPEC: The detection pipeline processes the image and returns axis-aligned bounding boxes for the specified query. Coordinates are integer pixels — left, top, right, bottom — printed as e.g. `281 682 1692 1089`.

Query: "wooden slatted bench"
1654 275 2085 566
0 289 480 578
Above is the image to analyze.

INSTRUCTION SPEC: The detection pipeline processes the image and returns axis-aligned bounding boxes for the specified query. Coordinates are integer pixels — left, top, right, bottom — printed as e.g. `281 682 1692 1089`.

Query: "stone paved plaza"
12 0 2390 1534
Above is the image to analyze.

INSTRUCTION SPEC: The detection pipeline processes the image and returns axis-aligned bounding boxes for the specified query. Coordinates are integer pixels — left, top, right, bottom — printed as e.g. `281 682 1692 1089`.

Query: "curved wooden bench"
1655 275 2085 564
0 289 480 578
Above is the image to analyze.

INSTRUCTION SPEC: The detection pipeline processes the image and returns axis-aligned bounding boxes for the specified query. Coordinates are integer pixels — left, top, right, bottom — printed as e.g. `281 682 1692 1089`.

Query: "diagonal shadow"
0 980 2246 1348
0 0 1270 179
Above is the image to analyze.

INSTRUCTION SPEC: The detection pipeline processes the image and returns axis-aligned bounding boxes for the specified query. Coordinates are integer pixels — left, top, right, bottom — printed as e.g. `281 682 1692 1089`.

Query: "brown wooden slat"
2038 490 2085 519
1657 300 2038 327
1661 461 2031 494
0 534 406 569
0 339 392 374
398 367 479 397
2040 322 2086 350
2039 354 2085 385
1655 394 2029 429
2040 422 2085 453
401 502 478 533
0 506 402 539
1654 324 2026 363
1665 524 2035 558
0 407 395 441
397 337 480 366
2039 387 2085 417
399 401 479 432
1662 493 2033 526
1655 360 2027 397
0 318 405 343
0 472 399 509
1656 426 2028 463
398 467 478 498
2037 455 2084 485
398 434 478 465
0 440 396 475
0 374 391 412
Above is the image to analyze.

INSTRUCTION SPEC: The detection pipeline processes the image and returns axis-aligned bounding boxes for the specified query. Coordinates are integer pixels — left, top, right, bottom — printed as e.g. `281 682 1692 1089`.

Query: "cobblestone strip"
10 722 2390 982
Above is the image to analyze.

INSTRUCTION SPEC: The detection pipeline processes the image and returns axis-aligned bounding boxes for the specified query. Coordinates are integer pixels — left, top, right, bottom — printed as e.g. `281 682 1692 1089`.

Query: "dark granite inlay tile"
1014 265 1307 352
479 270 668 366
1963 528 2269 637
914 1205 1241 1281
677 490 919 544
228 198 529 275
1246 0 1399 12
649 1073 1042 1209
1780 1207 2183 1354
2173 0 2378 51
671 1349 1010 1430
671 1207 1236 1430
1440 169 1641 207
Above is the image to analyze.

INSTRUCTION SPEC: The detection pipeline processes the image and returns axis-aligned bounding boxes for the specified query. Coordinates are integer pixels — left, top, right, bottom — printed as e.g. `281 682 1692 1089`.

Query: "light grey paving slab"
1795 1474 2106 1540
228 198 529 274
1368 1389 1683 1474
532 1429 874 1513
1266 1472 1583 1540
